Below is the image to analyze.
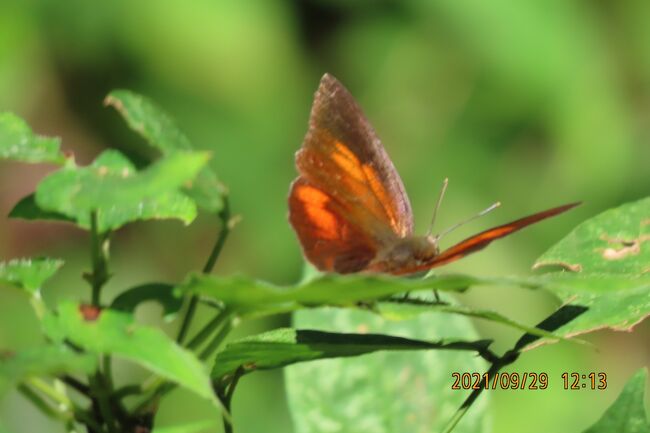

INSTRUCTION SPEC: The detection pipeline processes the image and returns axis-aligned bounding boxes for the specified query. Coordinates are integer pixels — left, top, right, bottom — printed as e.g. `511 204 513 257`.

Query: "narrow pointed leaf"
212 327 491 382
179 273 481 315
0 258 64 294
105 90 225 212
35 149 207 232
583 368 649 433
42 302 215 403
0 113 65 164
0 345 96 395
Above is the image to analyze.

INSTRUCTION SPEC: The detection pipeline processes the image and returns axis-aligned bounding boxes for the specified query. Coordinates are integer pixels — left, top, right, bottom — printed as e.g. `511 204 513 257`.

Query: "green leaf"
35 149 208 232
43 302 215 403
0 113 65 164
377 296 567 340
105 90 226 213
212 328 491 383
151 420 216 433
524 273 650 338
179 273 480 315
534 197 650 275
8 193 75 224
286 307 490 433
0 258 64 294
583 368 649 433
0 345 96 395
111 283 183 321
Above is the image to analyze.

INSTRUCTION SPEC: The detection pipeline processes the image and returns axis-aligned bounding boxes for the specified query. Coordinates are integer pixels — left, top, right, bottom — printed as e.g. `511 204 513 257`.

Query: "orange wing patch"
289 178 378 273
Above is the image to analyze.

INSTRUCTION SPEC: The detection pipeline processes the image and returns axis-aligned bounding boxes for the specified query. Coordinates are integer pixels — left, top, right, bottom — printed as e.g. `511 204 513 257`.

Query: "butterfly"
288 73 579 275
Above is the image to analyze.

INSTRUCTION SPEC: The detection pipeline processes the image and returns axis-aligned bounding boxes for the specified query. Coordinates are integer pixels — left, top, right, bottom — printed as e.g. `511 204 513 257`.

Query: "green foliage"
0 345 96 395
34 149 207 232
212 327 491 383
0 102 646 433
535 197 650 275
0 113 65 164
285 307 490 433
582 368 649 433
0 258 64 294
42 302 215 404
105 90 226 213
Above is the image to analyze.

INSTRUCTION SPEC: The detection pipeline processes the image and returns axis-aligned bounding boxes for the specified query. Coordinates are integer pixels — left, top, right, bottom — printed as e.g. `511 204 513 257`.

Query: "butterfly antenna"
434 201 501 241
426 178 449 236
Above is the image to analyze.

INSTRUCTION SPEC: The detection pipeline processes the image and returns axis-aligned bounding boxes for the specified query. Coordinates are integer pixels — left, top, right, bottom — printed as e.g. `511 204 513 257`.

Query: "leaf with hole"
34 149 207 232
105 90 226 213
534 197 650 275
42 302 215 404
0 113 65 164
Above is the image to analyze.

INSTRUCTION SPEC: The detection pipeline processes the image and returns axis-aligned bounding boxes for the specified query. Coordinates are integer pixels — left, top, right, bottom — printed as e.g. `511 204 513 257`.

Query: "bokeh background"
1 1 649 432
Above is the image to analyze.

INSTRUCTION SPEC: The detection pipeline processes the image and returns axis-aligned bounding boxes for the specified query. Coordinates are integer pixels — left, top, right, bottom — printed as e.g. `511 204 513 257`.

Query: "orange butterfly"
289 74 579 275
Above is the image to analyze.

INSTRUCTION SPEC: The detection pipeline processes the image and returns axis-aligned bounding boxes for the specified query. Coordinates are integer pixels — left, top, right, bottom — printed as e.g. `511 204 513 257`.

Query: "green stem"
177 196 231 344
89 374 119 433
27 377 72 408
199 315 233 360
187 308 230 351
88 211 110 306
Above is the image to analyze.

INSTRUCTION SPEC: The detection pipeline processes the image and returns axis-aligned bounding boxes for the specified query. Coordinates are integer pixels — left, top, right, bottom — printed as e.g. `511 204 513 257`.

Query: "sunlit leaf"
524 273 650 339
111 283 182 321
42 302 215 403
582 368 649 433
286 307 490 433
105 90 226 213
0 113 65 164
212 328 491 383
534 197 650 275
35 149 207 232
178 273 479 315
0 258 64 295
0 345 96 395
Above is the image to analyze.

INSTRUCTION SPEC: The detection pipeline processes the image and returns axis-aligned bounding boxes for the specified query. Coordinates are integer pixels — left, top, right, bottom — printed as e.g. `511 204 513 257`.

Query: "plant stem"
186 308 230 351
27 377 72 408
61 376 91 398
199 316 233 360
88 211 110 306
17 384 66 421
177 196 231 344
89 373 119 433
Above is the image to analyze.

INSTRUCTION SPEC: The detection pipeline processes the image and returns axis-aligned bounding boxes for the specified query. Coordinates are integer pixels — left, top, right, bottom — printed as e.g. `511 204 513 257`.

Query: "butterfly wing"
289 74 413 272
403 202 581 274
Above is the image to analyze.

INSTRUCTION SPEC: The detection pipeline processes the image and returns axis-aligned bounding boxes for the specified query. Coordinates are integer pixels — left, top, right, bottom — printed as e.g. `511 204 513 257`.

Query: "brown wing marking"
412 202 581 273
296 73 413 241
289 178 378 273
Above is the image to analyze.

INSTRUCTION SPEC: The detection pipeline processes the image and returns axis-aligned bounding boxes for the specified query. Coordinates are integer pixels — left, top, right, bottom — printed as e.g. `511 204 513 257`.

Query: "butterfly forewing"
289 74 414 272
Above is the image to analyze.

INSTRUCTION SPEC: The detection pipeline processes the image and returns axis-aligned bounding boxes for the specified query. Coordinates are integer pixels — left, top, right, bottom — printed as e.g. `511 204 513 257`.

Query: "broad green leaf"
151 420 215 433
583 368 649 433
179 273 480 315
286 306 490 433
0 258 64 294
212 328 491 383
111 283 182 321
42 302 215 403
0 345 96 395
0 113 65 164
524 273 650 338
105 90 226 212
535 197 650 275
35 149 207 232
8 194 75 224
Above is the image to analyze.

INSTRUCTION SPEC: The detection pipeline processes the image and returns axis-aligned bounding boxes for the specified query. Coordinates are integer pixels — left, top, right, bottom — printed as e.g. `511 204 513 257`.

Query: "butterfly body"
288 73 578 276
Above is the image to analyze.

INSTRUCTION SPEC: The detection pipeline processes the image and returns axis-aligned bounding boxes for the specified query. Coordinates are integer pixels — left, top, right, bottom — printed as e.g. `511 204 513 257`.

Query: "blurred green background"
0 1 649 432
